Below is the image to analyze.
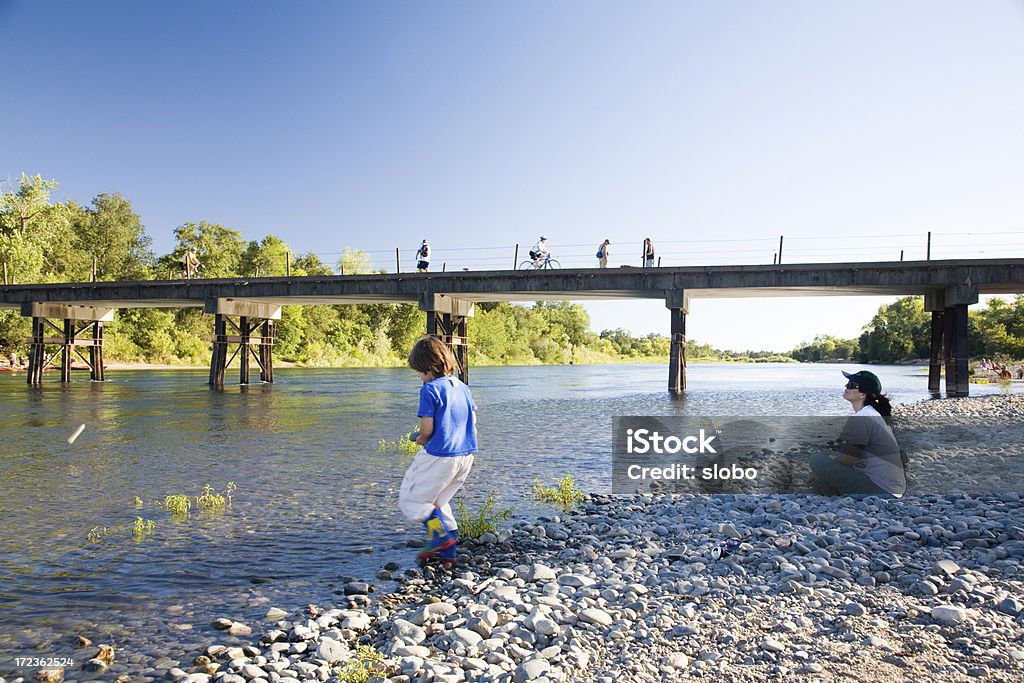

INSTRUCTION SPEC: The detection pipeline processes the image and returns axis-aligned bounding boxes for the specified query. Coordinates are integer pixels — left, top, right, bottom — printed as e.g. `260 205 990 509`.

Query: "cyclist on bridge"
529 236 549 268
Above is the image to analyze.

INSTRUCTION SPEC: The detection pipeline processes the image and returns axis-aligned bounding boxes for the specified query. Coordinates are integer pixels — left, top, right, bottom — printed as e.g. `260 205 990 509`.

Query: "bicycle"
519 254 560 270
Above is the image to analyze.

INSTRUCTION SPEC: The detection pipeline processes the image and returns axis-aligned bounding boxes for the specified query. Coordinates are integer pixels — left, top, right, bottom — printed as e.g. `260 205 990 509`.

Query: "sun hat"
842 370 882 396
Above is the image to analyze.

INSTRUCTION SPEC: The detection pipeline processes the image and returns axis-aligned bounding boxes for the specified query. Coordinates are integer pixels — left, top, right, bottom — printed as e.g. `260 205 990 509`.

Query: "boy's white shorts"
399 450 474 530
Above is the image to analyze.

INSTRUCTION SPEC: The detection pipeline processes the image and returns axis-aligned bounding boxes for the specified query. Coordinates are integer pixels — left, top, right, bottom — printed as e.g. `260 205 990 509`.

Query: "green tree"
292 251 334 276
0 174 71 283
858 297 929 363
969 296 1024 359
0 311 29 355
791 334 859 362
241 234 291 277
337 248 374 275
534 302 590 347
70 193 154 280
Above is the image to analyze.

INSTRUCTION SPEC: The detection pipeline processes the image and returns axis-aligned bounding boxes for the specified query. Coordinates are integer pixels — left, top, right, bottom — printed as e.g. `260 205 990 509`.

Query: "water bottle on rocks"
710 538 741 560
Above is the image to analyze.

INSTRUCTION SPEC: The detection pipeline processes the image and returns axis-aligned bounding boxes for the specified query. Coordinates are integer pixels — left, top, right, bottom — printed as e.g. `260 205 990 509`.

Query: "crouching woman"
809 371 907 499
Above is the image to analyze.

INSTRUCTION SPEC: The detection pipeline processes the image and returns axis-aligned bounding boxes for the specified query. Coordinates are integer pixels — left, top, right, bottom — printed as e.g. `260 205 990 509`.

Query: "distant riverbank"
96 355 801 371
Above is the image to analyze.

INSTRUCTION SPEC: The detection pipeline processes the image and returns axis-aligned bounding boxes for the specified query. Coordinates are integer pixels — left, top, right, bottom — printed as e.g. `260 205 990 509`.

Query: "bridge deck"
1 259 1022 310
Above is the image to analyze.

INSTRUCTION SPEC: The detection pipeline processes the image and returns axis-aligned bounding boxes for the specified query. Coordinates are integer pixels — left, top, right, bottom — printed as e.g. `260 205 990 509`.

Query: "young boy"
399 336 477 565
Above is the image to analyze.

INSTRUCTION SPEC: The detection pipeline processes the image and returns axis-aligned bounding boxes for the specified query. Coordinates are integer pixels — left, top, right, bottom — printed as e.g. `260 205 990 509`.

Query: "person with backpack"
529 236 550 267
643 238 655 268
416 240 431 272
597 239 610 268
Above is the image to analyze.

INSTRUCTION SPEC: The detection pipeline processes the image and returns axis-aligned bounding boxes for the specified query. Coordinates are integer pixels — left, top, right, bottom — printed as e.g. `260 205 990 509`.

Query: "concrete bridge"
2 258 1022 395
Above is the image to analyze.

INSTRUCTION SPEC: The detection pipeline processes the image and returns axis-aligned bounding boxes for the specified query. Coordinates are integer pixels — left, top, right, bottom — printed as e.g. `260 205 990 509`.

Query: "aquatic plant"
335 644 389 682
196 482 235 511
533 473 585 512
163 494 191 517
132 517 156 540
134 496 143 507
162 482 235 517
86 526 118 542
456 496 513 540
377 427 422 455
87 518 156 543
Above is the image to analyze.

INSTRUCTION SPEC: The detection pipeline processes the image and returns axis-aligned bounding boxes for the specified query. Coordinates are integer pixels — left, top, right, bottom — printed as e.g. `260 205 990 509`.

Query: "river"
0 362 1019 677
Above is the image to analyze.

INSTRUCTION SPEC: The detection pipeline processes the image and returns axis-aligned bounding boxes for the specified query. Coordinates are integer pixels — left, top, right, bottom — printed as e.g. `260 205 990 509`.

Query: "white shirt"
846 404 906 497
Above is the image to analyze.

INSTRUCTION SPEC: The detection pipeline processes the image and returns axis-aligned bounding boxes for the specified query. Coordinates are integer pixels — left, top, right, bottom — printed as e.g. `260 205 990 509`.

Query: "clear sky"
3 1 1023 351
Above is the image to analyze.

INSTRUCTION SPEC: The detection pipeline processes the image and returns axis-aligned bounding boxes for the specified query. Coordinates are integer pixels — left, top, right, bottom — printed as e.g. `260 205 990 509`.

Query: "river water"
0 363 1019 675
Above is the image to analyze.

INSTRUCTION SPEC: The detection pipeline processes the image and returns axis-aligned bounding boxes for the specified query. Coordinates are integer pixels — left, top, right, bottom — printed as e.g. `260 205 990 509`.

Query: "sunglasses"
845 381 860 390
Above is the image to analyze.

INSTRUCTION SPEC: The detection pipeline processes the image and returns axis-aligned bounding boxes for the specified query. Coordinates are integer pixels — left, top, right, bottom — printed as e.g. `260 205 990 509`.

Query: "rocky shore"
6 395 1023 683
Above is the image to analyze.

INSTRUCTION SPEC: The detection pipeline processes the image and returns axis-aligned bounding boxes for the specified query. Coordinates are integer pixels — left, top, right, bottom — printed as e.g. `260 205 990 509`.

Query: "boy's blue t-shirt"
418 375 477 456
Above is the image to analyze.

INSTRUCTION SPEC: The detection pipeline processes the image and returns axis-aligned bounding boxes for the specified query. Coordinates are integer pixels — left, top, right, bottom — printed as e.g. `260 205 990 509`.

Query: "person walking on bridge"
643 238 655 268
181 248 200 279
416 240 431 272
597 239 610 268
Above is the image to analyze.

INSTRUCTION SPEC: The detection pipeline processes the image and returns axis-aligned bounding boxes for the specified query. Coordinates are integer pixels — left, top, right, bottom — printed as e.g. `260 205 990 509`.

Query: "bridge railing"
4 230 1024 284
288 229 1024 275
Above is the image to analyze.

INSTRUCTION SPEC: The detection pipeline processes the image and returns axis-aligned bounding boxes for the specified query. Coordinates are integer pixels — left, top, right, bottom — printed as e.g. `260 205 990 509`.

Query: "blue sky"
3 1 1023 350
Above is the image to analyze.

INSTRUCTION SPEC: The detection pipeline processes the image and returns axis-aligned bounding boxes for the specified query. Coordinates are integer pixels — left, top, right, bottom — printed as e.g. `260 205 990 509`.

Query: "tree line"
791 295 1024 364
0 174 679 366
3 174 1021 367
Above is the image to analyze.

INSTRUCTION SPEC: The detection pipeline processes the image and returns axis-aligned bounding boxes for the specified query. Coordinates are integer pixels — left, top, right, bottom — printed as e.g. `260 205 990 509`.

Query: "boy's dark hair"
408 336 457 378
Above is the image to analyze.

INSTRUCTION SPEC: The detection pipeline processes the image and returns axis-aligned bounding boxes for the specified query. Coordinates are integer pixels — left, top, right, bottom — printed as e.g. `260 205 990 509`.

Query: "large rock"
514 658 551 682
392 619 427 644
579 608 613 627
998 597 1022 616
227 622 252 636
932 560 960 577
931 605 969 625
409 601 457 626
316 636 347 664
450 628 484 649
529 564 557 582
342 613 371 631
557 574 596 588
664 652 690 669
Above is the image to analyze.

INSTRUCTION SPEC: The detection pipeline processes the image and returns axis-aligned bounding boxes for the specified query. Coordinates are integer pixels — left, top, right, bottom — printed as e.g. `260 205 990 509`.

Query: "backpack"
596 249 604 258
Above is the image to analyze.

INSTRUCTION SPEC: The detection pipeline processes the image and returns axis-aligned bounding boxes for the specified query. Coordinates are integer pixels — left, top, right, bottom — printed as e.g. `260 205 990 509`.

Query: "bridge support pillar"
665 290 690 394
205 299 282 387
21 303 114 385
925 284 978 398
420 294 474 384
928 310 944 394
